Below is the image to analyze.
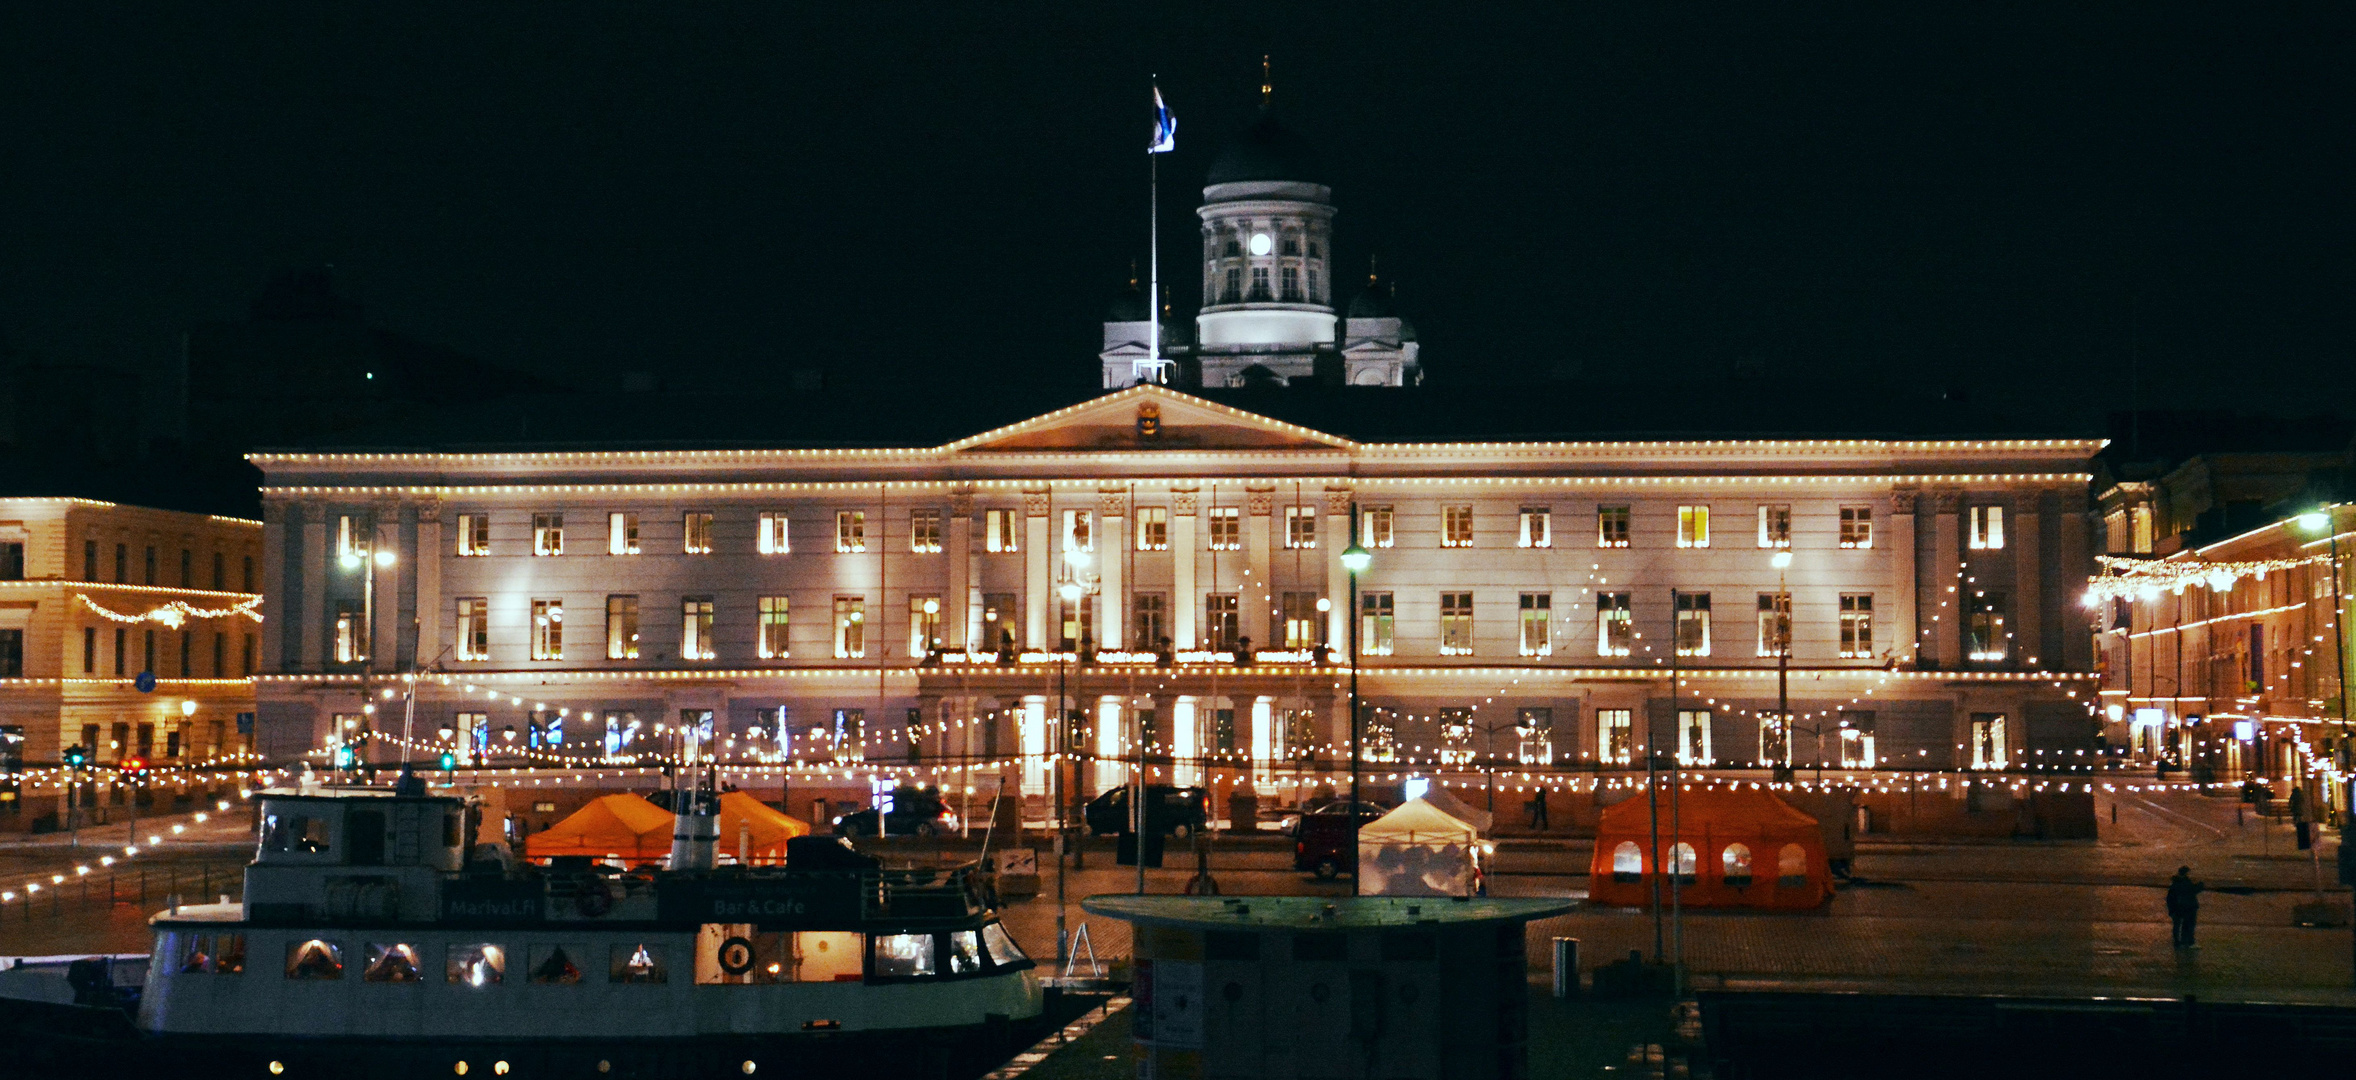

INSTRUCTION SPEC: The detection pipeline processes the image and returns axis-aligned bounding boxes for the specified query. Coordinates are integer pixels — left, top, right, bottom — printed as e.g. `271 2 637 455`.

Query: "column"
1097 491 1125 649
1021 694 1047 795
947 491 974 649
1023 491 1050 650
372 503 400 670
1096 694 1124 792
1250 694 1274 789
1933 491 1963 668
415 504 443 668
1324 490 1352 650
1890 489 1917 665
1173 695 1200 785
1245 489 1274 652
261 498 290 672
1172 490 1199 648
298 503 328 672
2013 501 2042 667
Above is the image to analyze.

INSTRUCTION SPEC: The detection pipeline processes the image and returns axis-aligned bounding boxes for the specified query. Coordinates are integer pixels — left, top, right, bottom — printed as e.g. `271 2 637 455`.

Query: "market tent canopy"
1359 797 1486 897
1359 798 1481 845
717 790 811 865
523 793 676 864
1586 787 1832 910
1420 784 1494 833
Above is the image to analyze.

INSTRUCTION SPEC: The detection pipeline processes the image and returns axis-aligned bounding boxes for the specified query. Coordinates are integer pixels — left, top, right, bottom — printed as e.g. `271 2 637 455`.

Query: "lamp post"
339 545 396 778
1770 551 1795 783
1053 546 1100 963
1341 523 1372 887
2296 505 2353 990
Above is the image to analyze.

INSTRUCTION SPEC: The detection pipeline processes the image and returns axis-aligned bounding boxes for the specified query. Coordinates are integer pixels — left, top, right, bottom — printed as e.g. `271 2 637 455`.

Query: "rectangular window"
1839 594 1874 658
114 543 127 582
84 539 97 580
1135 507 1168 550
757 597 790 659
1839 507 1873 549
456 598 488 661
1438 708 1474 766
1061 509 1092 554
531 600 564 661
608 512 640 555
1280 592 1323 649
1518 507 1551 549
682 512 715 555
1597 709 1633 765
984 509 1020 553
980 593 1017 653
1280 265 1300 301
1207 507 1241 551
1515 707 1554 765
0 629 19 678
833 596 866 659
1839 711 1876 767
114 627 125 674
1056 590 1092 651
1441 505 1474 548
180 549 192 587
1759 713 1790 765
212 551 225 590
754 512 789 555
336 516 366 561
909 595 941 656
1679 709 1713 765
532 514 563 556
1204 594 1240 650
1440 592 1474 655
0 542 23 581
1756 592 1790 657
179 630 191 677
212 631 225 677
242 634 255 675
1757 505 1790 548
1597 592 1632 657
333 602 363 663
457 514 489 556
1970 506 2005 550
1223 267 1241 302
1362 506 1395 548
1133 592 1167 650
1518 593 1551 656
834 511 865 554
605 596 639 660
1675 592 1711 656
671 596 716 660
1969 713 2007 769
1250 265 1270 299
1360 592 1395 656
832 709 866 762
83 627 97 673
1967 592 2008 661
1283 505 1316 549
910 509 943 554
1598 505 1630 548
1677 505 1710 548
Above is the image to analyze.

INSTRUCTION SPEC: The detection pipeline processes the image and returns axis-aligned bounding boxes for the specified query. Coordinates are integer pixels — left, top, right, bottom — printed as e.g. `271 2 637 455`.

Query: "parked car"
1293 801 1390 879
1084 785 1209 838
832 786 958 837
1281 800 1389 838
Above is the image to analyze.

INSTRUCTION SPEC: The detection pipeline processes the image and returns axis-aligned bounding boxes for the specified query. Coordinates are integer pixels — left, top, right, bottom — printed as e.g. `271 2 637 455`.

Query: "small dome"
1107 279 1149 322
1347 276 1393 319
1206 110 1323 186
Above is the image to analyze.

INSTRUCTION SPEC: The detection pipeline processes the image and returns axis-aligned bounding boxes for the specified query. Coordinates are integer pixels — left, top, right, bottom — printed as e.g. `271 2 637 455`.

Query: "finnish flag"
1150 86 1176 153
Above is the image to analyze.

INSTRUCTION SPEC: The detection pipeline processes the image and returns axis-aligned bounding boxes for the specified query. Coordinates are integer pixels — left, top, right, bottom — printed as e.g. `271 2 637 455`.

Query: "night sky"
1 4 2350 427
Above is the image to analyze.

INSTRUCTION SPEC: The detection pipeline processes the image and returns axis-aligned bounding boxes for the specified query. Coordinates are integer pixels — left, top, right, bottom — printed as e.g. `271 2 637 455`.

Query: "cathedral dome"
1347 277 1394 319
1206 111 1323 186
1107 279 1149 322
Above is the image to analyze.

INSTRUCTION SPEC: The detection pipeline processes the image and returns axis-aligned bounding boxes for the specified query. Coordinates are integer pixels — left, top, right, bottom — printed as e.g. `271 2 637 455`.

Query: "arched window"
1670 842 1697 885
1777 843 1808 888
1610 841 1642 883
1721 843 1752 888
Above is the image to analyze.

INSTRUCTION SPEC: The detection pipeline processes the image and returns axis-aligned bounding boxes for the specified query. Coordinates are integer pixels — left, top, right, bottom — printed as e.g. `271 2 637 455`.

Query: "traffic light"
120 757 145 775
438 751 456 772
333 746 354 769
64 745 87 768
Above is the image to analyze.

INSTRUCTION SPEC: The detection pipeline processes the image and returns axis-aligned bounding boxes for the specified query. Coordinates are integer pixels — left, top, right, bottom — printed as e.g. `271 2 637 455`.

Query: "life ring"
575 878 613 918
717 936 758 976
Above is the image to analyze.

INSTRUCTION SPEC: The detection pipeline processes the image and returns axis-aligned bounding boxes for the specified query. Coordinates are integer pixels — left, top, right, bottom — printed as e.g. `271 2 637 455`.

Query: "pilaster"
1097 490 1126 649
298 502 327 672
1246 487 1274 649
1023 490 1050 650
1932 490 1963 668
1172 489 1199 648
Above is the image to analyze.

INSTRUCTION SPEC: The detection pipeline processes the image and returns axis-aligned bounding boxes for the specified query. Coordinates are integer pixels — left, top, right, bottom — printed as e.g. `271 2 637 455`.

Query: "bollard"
1553 937 1580 998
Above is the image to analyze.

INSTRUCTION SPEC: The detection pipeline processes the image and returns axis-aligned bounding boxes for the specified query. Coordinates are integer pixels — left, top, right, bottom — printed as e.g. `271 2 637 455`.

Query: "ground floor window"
1597 709 1632 764
1969 713 2007 769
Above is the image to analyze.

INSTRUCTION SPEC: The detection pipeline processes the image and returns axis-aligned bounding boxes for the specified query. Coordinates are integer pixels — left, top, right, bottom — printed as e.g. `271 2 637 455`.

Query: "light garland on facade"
77 593 265 627
2081 553 2329 604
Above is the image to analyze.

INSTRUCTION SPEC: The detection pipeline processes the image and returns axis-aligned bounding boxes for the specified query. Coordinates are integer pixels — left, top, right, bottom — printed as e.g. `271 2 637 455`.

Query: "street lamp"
1769 551 1796 782
338 544 396 776
1342 525 1372 888
2297 504 2353 990
1052 543 1100 961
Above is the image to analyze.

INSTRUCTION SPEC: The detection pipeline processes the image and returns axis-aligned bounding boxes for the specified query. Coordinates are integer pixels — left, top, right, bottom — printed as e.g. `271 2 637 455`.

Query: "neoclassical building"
251 386 2102 807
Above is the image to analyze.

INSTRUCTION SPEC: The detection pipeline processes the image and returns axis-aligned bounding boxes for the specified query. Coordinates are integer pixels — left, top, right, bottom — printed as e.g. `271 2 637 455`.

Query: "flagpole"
1148 79 1162 383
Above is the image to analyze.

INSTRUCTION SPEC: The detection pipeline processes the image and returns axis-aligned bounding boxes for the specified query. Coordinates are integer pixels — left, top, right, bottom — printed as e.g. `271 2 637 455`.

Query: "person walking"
2166 865 2205 948
1526 787 1550 830
2290 785 2312 850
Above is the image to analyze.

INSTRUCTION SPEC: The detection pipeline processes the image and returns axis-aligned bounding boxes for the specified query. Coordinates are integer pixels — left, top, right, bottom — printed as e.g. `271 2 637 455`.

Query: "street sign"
133 670 156 693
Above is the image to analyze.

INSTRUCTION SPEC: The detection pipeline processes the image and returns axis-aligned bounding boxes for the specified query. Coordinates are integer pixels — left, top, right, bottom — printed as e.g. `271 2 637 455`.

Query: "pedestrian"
2290 785 2312 850
2165 865 2205 948
1527 787 1550 830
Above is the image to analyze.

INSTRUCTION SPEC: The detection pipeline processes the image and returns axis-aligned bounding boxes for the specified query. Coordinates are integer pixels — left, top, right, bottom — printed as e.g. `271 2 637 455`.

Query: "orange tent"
716 790 811 865
524 793 675 864
1586 787 1833 910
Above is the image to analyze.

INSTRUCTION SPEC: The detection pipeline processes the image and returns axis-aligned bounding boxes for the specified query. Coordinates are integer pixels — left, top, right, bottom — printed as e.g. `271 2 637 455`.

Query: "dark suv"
831 786 958 837
1083 785 1208 838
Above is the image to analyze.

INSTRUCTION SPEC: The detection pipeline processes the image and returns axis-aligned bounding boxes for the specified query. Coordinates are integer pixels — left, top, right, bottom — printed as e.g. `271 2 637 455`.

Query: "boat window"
447 944 504 987
872 933 937 978
263 813 332 854
179 934 212 974
285 939 343 980
980 922 1028 967
529 944 586 984
947 930 984 975
697 924 785 984
794 931 863 983
216 934 245 974
363 944 423 983
610 943 667 984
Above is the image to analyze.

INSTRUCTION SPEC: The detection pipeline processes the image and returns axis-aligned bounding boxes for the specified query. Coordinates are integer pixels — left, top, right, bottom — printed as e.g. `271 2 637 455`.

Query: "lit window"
1839 507 1872 549
1839 711 1876 767
608 512 639 555
1597 709 1632 765
1756 505 1789 549
285 940 343 980
1969 506 2005 550
531 600 564 661
835 511 866 554
1675 592 1711 656
1280 592 1323 648
333 601 364 663
1839 594 1874 658
1518 507 1551 549
680 597 715 660
1758 714 1789 766
533 514 564 557
1135 507 1168 551
1597 506 1630 548
908 595 941 656
1969 713 2007 769
1132 593 1167 649
1061 510 1092 554
606 596 639 660
362 943 423 983
1440 592 1474 655
1203 594 1239 650
1207 507 1240 551
1518 593 1551 656
910 509 942 554
1361 707 1397 762
757 596 789 659
1438 708 1474 765
833 596 865 659
1596 592 1632 657
757 513 790 555
1441 506 1474 548
609 943 666 984
1677 506 1710 549
1361 506 1395 548
1515 707 1553 765
1678 709 1712 765
984 509 1020 553
683 512 714 555
1283 505 1316 549
447 944 505 987
1967 593 2008 661
456 514 489 557
336 516 368 560
1756 592 1790 657
1359 592 1394 656
456 598 488 661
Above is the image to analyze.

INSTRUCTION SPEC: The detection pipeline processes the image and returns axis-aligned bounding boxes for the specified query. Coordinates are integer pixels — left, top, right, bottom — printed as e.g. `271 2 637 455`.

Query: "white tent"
1418 783 1495 834
1356 797 1485 897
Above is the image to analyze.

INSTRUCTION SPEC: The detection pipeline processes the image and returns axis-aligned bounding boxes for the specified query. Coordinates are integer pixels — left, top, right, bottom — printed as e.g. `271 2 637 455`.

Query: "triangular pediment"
944 385 1354 453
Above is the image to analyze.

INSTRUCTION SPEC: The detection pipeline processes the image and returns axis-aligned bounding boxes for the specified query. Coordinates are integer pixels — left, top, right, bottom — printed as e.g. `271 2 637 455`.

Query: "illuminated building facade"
251 387 2102 814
